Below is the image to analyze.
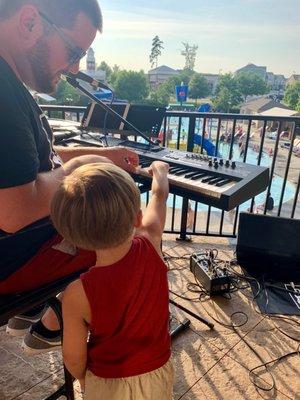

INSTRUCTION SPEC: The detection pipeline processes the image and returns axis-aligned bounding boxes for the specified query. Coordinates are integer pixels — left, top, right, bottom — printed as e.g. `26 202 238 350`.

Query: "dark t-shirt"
0 58 62 280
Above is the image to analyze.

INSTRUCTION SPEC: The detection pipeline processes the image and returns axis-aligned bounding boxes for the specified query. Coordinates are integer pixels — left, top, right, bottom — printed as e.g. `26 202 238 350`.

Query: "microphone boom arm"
64 75 156 145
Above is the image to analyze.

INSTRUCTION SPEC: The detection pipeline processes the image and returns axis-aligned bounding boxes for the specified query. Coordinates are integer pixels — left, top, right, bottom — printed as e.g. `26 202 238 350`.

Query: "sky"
86 0 300 77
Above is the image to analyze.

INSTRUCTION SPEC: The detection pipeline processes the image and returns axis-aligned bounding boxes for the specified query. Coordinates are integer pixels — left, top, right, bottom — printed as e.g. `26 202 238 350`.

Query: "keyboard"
63 134 269 211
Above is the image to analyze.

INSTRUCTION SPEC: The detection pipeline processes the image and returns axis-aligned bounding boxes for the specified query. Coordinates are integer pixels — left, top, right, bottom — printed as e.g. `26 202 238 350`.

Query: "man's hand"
103 147 139 173
56 145 139 173
62 154 113 176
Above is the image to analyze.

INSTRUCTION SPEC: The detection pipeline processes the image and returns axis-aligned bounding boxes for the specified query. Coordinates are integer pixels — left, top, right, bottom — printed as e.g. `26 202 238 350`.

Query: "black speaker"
236 213 300 282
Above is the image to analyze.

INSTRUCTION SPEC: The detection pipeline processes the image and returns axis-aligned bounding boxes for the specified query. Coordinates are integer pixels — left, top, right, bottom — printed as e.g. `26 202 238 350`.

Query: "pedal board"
190 252 231 295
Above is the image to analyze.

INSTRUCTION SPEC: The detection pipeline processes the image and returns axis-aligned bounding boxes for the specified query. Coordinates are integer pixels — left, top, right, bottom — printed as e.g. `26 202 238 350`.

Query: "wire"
166 246 300 395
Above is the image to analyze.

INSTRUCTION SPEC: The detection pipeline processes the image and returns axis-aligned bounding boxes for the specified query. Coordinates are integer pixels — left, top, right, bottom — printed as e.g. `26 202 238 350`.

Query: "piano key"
206 177 225 185
169 166 184 173
184 171 203 179
215 179 233 187
190 173 208 180
140 161 151 167
202 176 217 183
172 169 190 176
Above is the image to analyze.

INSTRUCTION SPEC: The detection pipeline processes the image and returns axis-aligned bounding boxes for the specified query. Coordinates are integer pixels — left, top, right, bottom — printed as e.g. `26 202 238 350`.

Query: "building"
235 63 287 99
201 73 219 94
80 47 106 82
240 96 290 115
266 72 286 97
235 63 267 79
148 65 179 90
286 74 300 87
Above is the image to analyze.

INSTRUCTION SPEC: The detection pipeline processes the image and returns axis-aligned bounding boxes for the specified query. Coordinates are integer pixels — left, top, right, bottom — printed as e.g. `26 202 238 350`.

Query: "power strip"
190 252 231 295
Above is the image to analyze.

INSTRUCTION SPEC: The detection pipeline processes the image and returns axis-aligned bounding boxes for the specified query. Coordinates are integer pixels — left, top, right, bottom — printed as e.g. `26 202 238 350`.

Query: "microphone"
64 71 112 92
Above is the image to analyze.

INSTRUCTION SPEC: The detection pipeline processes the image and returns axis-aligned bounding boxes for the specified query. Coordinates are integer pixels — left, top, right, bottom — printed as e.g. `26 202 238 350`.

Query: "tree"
110 65 122 85
97 61 112 81
284 82 300 110
213 73 243 112
181 42 198 71
189 73 211 103
235 72 268 101
149 36 164 69
54 80 89 106
114 70 149 102
150 84 171 106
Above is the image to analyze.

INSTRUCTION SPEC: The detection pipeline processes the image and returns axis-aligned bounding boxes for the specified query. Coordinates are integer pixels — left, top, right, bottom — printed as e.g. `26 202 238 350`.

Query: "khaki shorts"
84 359 174 400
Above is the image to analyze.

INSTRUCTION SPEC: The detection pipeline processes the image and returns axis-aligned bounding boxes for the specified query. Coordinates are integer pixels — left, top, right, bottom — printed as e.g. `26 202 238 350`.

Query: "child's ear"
134 209 143 228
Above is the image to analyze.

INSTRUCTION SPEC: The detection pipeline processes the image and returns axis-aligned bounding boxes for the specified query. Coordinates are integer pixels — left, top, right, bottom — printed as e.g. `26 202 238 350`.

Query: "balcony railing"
42 105 300 239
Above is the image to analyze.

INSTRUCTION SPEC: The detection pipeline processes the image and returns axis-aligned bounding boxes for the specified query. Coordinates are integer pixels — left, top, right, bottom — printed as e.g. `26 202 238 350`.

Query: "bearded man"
0 0 139 354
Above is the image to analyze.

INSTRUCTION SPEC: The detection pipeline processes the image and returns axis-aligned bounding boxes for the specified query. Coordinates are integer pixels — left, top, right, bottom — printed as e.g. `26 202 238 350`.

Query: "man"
0 0 139 354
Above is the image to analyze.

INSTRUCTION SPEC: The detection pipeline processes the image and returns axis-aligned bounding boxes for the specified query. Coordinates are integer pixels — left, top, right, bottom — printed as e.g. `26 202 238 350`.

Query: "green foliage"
114 70 149 102
54 80 89 106
149 36 164 69
150 84 171 106
178 69 194 85
284 82 300 110
110 65 122 85
162 75 182 95
181 42 198 71
213 73 243 112
189 73 211 101
97 61 112 81
235 72 268 101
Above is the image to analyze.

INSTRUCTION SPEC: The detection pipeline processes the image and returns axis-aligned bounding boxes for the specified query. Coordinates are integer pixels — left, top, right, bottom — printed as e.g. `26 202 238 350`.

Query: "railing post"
177 197 191 242
177 115 196 241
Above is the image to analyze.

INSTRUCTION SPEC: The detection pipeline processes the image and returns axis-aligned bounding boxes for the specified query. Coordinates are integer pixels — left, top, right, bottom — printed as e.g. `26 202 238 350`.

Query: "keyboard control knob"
231 161 236 169
214 157 218 162
225 160 230 167
214 161 219 169
219 159 224 166
208 160 213 167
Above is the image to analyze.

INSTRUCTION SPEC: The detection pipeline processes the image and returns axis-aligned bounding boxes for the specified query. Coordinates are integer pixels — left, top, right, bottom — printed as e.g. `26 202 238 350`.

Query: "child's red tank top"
80 235 171 378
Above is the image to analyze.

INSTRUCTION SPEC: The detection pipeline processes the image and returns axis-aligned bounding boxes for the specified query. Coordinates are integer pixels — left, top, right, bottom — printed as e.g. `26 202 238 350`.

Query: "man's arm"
0 154 111 233
55 145 139 173
136 161 169 252
62 279 91 388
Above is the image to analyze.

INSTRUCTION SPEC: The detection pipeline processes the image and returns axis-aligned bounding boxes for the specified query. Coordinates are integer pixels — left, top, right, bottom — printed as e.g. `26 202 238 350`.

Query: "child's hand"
149 161 170 176
147 161 169 198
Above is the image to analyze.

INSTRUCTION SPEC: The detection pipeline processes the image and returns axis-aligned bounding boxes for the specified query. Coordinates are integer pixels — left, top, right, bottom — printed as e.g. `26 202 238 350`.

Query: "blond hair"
51 163 141 250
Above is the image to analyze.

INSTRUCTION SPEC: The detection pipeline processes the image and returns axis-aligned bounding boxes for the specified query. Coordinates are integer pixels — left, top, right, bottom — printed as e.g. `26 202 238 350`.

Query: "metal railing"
42 105 300 239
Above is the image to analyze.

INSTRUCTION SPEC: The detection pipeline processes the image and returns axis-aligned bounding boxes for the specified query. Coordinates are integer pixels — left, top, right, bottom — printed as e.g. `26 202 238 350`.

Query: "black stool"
0 271 85 400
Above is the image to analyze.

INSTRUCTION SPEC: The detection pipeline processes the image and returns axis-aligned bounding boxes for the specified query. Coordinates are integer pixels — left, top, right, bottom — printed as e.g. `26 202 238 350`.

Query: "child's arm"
136 161 169 251
62 279 91 389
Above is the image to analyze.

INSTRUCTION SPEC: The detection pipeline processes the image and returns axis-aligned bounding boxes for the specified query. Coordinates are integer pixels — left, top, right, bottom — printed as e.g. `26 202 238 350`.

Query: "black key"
184 171 202 179
140 161 151 167
207 177 225 185
202 176 216 183
173 169 189 176
169 167 183 173
216 179 232 187
191 173 209 181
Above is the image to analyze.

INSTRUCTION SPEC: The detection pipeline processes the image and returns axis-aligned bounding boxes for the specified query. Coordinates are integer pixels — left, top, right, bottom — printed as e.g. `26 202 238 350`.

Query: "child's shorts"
84 358 174 400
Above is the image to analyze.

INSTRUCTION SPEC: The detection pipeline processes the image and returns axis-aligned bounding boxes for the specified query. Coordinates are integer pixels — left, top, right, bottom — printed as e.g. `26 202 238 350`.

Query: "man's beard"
27 39 57 94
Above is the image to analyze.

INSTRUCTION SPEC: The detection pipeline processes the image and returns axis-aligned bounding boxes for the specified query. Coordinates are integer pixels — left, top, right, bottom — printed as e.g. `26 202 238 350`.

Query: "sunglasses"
38 11 87 66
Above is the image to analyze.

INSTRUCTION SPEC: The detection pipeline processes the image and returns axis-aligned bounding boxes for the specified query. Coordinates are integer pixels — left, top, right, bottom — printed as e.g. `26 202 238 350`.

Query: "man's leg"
1 235 95 353
0 235 96 294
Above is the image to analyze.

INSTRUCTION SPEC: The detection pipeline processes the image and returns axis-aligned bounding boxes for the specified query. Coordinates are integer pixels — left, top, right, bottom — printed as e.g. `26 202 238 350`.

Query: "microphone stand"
65 75 157 147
